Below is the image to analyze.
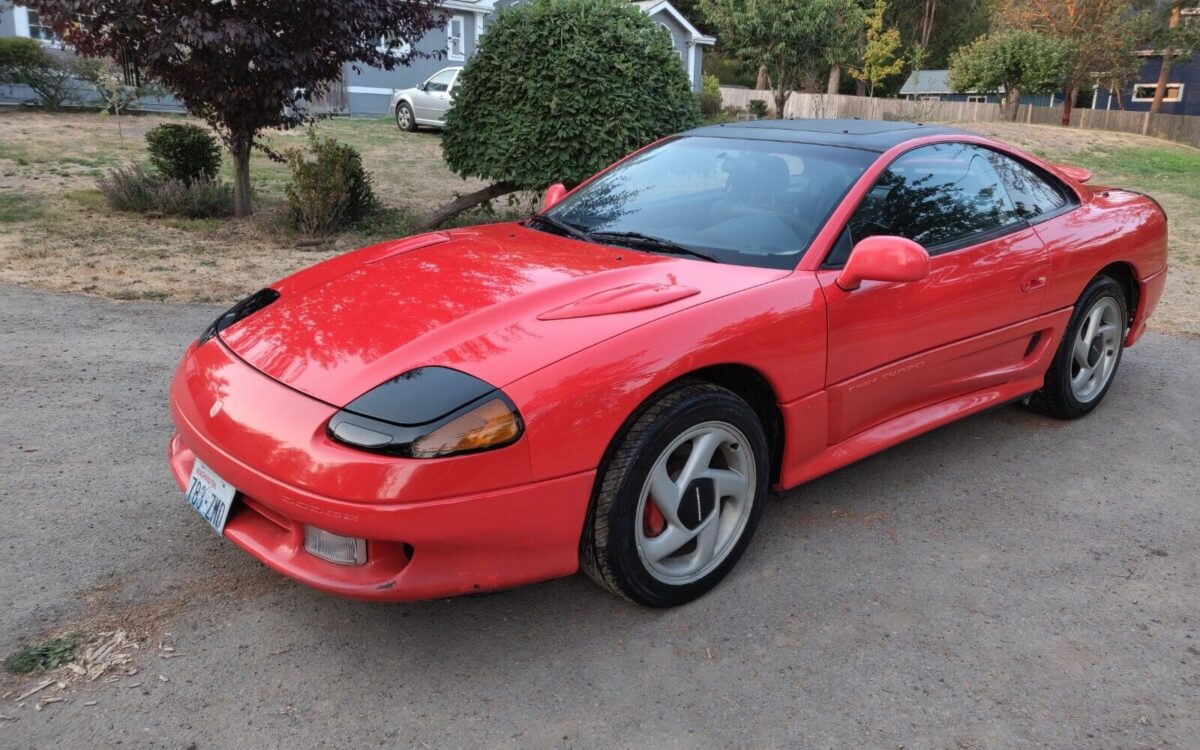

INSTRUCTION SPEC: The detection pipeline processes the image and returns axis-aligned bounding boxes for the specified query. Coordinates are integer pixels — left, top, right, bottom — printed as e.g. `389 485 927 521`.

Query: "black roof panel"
682 118 976 152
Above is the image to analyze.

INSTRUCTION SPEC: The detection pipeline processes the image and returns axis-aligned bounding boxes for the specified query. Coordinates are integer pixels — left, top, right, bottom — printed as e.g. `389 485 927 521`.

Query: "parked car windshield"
541 136 875 269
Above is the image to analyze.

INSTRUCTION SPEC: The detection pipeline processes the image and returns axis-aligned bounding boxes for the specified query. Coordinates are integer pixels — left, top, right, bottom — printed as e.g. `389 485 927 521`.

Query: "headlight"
327 367 524 458
197 288 280 346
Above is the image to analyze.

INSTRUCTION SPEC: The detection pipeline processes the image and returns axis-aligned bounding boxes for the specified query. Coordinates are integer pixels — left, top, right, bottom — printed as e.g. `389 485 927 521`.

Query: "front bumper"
168 341 594 602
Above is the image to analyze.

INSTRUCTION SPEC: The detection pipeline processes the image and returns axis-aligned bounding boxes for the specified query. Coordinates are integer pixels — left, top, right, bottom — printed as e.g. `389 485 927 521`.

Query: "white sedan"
390 66 462 131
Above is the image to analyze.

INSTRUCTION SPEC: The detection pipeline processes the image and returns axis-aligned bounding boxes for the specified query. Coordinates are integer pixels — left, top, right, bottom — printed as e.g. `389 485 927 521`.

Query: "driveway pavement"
1 283 1197 749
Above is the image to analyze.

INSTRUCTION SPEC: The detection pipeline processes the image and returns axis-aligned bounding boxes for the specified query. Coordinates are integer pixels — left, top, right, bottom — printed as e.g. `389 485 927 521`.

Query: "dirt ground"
0 111 1197 333
1 284 1197 748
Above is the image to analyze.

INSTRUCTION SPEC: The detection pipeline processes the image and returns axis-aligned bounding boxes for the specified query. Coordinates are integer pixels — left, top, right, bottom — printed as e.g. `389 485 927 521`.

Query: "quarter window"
844 143 1020 253
982 149 1069 220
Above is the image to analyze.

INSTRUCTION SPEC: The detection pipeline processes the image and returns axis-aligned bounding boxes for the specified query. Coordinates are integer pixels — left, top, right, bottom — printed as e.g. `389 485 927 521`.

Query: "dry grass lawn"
0 110 1196 334
0 111 497 304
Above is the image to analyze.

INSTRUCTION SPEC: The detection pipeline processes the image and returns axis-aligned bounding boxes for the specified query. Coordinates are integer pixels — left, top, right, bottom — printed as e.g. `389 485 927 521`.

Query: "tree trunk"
1114 85 1124 111
1060 84 1074 127
1149 50 1175 114
414 181 519 232
1152 6 1183 115
921 0 937 49
827 64 841 95
1006 87 1021 121
231 133 253 218
774 87 788 119
756 65 769 91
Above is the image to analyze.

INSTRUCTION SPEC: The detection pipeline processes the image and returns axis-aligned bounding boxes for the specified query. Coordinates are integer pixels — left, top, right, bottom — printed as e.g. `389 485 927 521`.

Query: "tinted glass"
543 136 875 270
983 149 1069 220
845 143 1020 252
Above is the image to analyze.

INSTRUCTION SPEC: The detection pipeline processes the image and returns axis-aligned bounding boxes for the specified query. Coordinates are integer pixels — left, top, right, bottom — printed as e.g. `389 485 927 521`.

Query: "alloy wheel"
634 421 756 585
1070 296 1123 403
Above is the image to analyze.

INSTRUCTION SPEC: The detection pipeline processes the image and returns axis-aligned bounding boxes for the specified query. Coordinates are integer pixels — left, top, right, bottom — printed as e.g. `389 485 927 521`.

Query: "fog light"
303 526 367 566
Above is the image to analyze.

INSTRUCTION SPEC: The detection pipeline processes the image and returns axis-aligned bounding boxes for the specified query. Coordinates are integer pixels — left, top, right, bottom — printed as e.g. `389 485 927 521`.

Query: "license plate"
185 459 236 535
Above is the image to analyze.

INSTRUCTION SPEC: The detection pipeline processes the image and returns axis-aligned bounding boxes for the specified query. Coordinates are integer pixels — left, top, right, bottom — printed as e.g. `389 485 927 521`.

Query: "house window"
447 15 466 61
966 95 986 103
918 95 941 102
25 10 58 42
377 32 412 57
1131 83 1183 102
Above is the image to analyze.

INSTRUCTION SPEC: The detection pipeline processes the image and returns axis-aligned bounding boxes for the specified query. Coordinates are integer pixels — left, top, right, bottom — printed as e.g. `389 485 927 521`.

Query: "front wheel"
581 382 769 607
1030 275 1128 419
395 102 416 132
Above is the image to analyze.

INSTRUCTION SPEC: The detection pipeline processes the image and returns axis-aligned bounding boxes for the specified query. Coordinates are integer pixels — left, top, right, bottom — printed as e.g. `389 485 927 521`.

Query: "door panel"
819 225 1049 442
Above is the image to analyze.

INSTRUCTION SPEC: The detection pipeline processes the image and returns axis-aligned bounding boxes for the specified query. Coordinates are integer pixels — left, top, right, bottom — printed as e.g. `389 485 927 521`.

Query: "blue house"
1 1 713 115
1092 48 1200 117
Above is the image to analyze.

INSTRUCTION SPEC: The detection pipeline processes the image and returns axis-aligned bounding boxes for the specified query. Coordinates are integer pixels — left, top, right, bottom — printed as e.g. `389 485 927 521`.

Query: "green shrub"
153 178 235 218
698 89 724 117
98 164 234 218
702 72 721 96
145 123 221 184
442 0 699 190
284 129 378 235
748 99 770 119
0 37 75 108
98 164 159 213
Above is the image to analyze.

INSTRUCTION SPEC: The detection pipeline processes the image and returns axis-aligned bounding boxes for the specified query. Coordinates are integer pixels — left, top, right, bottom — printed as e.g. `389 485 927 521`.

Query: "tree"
28 0 441 217
948 30 1071 120
1147 2 1200 114
892 0 995 69
999 0 1143 126
0 37 76 108
700 0 863 116
851 0 907 97
428 0 699 231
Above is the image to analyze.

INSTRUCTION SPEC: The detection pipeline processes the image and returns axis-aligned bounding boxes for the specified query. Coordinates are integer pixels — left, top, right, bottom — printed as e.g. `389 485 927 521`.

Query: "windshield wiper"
587 231 718 263
526 214 595 244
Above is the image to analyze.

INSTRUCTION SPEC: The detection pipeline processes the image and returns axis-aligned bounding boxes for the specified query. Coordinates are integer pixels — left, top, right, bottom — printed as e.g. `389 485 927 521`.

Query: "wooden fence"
719 88 1200 150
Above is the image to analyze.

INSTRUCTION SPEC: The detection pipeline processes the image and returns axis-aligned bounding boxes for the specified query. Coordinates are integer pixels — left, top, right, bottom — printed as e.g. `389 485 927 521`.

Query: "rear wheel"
1030 275 1127 419
581 382 768 607
395 102 416 132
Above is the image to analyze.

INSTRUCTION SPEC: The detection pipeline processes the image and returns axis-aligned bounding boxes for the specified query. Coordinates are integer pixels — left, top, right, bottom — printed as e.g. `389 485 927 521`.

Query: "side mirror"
417 83 427 92
543 183 568 212
836 235 930 291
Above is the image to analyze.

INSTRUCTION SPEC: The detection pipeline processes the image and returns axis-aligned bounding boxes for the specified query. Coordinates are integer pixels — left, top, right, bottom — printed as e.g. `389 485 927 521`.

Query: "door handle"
1021 266 1049 292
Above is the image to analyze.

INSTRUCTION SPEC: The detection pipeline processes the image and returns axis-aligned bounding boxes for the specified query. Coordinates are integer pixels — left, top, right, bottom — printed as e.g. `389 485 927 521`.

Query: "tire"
580 381 769 607
1029 275 1128 420
395 102 416 132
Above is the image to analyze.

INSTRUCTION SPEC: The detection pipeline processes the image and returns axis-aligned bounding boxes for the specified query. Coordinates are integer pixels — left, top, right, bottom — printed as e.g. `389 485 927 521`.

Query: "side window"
844 143 1021 254
982 149 1070 220
425 69 456 93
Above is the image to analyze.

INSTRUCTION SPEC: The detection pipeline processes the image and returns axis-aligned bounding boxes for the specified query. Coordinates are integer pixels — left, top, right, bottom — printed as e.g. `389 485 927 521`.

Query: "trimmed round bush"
284 130 378 235
145 123 221 184
442 0 700 189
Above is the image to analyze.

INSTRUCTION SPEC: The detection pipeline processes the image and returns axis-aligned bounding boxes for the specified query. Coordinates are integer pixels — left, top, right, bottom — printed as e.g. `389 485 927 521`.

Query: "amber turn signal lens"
410 398 521 458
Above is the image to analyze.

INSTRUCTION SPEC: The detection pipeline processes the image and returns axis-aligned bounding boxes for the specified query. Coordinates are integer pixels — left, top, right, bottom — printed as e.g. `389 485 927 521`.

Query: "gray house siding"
1 3 17 37
345 11 482 116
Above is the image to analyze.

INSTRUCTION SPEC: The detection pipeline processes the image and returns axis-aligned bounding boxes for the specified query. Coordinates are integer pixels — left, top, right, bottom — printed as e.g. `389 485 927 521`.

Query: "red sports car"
169 120 1167 607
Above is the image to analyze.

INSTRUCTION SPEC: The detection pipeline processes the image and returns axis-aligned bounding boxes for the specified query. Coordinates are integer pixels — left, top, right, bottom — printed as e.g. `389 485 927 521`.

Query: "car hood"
218 224 787 406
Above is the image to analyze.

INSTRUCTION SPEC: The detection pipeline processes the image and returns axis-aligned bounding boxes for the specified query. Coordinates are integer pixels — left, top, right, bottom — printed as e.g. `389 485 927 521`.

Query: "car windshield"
541 136 875 269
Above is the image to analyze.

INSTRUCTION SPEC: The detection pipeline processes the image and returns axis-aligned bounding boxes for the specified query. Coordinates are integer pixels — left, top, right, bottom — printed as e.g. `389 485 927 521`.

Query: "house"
898 70 1057 107
1090 4 1200 118
1 0 712 115
346 0 714 115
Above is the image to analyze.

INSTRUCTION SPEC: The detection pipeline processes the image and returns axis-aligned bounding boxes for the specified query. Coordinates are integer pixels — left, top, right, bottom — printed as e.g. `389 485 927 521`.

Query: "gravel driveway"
1 283 1197 749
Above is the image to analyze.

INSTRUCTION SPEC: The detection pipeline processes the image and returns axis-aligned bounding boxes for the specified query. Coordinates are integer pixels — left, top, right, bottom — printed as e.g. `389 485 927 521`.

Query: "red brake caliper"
643 500 667 537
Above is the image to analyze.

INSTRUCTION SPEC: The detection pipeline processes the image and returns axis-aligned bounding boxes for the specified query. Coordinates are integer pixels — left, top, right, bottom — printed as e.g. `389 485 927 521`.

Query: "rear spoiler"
1053 164 1092 183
